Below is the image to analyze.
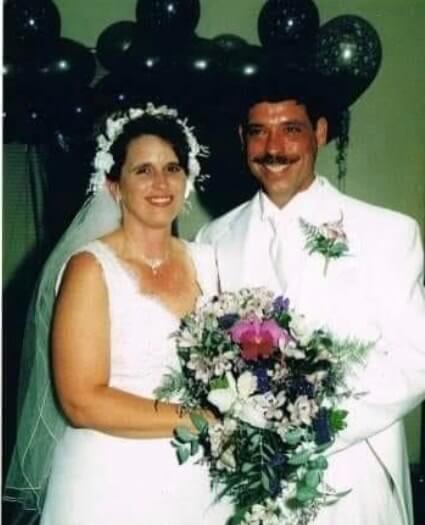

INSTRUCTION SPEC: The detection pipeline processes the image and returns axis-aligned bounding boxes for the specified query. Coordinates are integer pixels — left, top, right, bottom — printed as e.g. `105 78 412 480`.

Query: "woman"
5 104 231 524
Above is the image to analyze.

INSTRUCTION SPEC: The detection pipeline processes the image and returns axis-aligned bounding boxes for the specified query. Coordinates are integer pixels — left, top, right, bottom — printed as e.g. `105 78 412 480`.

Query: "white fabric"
4 188 122 512
196 175 425 525
40 240 231 525
261 178 324 293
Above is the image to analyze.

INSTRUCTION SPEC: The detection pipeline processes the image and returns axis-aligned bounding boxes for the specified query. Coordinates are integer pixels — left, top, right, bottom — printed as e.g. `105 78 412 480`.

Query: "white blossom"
289 313 316 346
287 396 319 426
269 361 289 381
207 371 268 428
279 338 306 359
242 499 281 525
256 391 287 421
93 151 114 174
211 351 234 376
208 418 238 471
306 370 329 387
186 355 211 384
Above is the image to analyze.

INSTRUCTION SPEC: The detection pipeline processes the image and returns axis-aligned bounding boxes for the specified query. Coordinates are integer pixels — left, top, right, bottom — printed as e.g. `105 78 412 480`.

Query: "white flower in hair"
94 151 114 173
88 102 209 196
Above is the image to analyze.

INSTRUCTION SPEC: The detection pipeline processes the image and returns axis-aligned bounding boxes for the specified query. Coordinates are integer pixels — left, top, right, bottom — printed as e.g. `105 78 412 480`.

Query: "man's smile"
253 154 300 174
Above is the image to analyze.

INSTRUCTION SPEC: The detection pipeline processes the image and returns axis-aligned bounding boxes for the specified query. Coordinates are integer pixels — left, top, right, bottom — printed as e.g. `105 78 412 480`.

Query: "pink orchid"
229 318 285 361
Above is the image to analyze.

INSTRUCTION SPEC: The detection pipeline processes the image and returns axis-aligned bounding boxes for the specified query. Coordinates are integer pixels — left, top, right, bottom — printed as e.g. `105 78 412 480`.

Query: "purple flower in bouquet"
272 295 290 314
229 318 285 361
287 377 315 400
313 408 332 446
217 313 240 330
251 365 270 393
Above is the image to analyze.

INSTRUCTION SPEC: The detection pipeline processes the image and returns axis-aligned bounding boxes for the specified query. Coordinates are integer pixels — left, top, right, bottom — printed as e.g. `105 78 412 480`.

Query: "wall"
5 0 425 462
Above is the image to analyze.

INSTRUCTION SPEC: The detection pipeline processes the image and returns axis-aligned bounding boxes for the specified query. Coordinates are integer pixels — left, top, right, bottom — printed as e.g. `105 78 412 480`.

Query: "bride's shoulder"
56 240 106 294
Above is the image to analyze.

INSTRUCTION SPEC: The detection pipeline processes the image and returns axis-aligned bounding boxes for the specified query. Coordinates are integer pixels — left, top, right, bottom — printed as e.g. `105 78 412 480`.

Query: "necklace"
139 252 169 275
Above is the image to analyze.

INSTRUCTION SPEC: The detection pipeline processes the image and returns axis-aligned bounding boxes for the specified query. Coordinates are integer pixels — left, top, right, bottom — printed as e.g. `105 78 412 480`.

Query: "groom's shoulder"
339 190 418 240
196 198 255 244
345 193 415 226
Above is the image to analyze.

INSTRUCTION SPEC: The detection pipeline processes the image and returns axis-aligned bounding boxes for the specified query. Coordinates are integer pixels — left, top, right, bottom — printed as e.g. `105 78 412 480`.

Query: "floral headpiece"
88 102 209 198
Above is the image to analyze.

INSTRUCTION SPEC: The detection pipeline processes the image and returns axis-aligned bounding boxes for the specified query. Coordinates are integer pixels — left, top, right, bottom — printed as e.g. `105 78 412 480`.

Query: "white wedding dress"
41 240 232 525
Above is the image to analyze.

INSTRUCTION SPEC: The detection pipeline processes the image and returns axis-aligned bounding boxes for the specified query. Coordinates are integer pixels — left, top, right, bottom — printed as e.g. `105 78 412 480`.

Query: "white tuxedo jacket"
197 176 425 525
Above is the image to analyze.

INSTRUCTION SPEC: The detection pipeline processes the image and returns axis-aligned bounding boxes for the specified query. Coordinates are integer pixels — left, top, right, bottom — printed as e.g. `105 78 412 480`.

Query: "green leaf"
176 445 190 464
228 508 251 525
250 433 262 446
296 484 318 503
311 455 328 470
210 376 229 390
241 463 255 473
304 469 321 489
154 367 185 400
329 409 348 432
190 439 200 456
285 429 304 446
288 450 312 466
190 412 208 433
261 472 271 491
175 426 197 443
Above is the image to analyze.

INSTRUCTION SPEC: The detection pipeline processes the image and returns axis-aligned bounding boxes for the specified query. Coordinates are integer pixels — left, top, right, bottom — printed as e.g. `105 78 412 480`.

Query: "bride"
5 104 232 524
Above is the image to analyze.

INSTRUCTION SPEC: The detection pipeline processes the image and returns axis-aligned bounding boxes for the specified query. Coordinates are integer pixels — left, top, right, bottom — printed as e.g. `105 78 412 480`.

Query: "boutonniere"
299 212 349 275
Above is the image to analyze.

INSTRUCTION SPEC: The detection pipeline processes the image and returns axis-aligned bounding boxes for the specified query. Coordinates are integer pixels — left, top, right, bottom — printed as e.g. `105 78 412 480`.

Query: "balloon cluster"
4 0 382 194
4 0 96 144
93 0 257 114
257 0 382 105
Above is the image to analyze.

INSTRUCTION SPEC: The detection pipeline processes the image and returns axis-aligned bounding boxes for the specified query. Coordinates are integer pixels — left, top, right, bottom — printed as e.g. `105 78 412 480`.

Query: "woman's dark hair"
106 114 190 182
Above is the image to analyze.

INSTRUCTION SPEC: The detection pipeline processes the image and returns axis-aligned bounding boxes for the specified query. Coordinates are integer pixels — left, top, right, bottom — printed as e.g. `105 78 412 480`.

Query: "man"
196 73 425 524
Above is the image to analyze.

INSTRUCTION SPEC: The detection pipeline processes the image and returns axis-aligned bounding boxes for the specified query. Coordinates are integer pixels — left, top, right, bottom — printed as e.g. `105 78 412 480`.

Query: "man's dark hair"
238 68 332 133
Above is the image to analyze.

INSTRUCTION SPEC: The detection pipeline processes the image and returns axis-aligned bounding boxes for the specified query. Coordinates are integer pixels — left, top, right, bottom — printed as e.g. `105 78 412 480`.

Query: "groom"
196 71 425 524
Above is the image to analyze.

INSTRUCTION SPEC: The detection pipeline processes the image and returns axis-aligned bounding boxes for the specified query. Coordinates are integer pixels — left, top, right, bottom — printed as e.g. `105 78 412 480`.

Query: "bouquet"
155 288 370 525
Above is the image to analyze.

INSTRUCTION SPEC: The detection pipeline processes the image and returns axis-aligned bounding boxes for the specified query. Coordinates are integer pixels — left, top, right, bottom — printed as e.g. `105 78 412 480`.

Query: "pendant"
140 253 167 275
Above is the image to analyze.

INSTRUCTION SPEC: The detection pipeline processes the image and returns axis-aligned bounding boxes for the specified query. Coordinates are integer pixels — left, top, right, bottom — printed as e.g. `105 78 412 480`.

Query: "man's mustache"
252 154 298 165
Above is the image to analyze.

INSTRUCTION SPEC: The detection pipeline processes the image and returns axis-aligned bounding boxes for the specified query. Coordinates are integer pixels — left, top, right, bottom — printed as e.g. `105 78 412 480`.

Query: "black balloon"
174 37 223 105
10 102 52 144
212 34 248 53
225 45 265 80
315 15 382 80
223 45 267 106
92 73 160 113
54 89 95 138
178 37 221 76
96 21 137 72
258 0 320 52
36 38 97 92
136 0 200 42
125 40 172 82
3 60 28 98
4 0 61 60
315 15 382 104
